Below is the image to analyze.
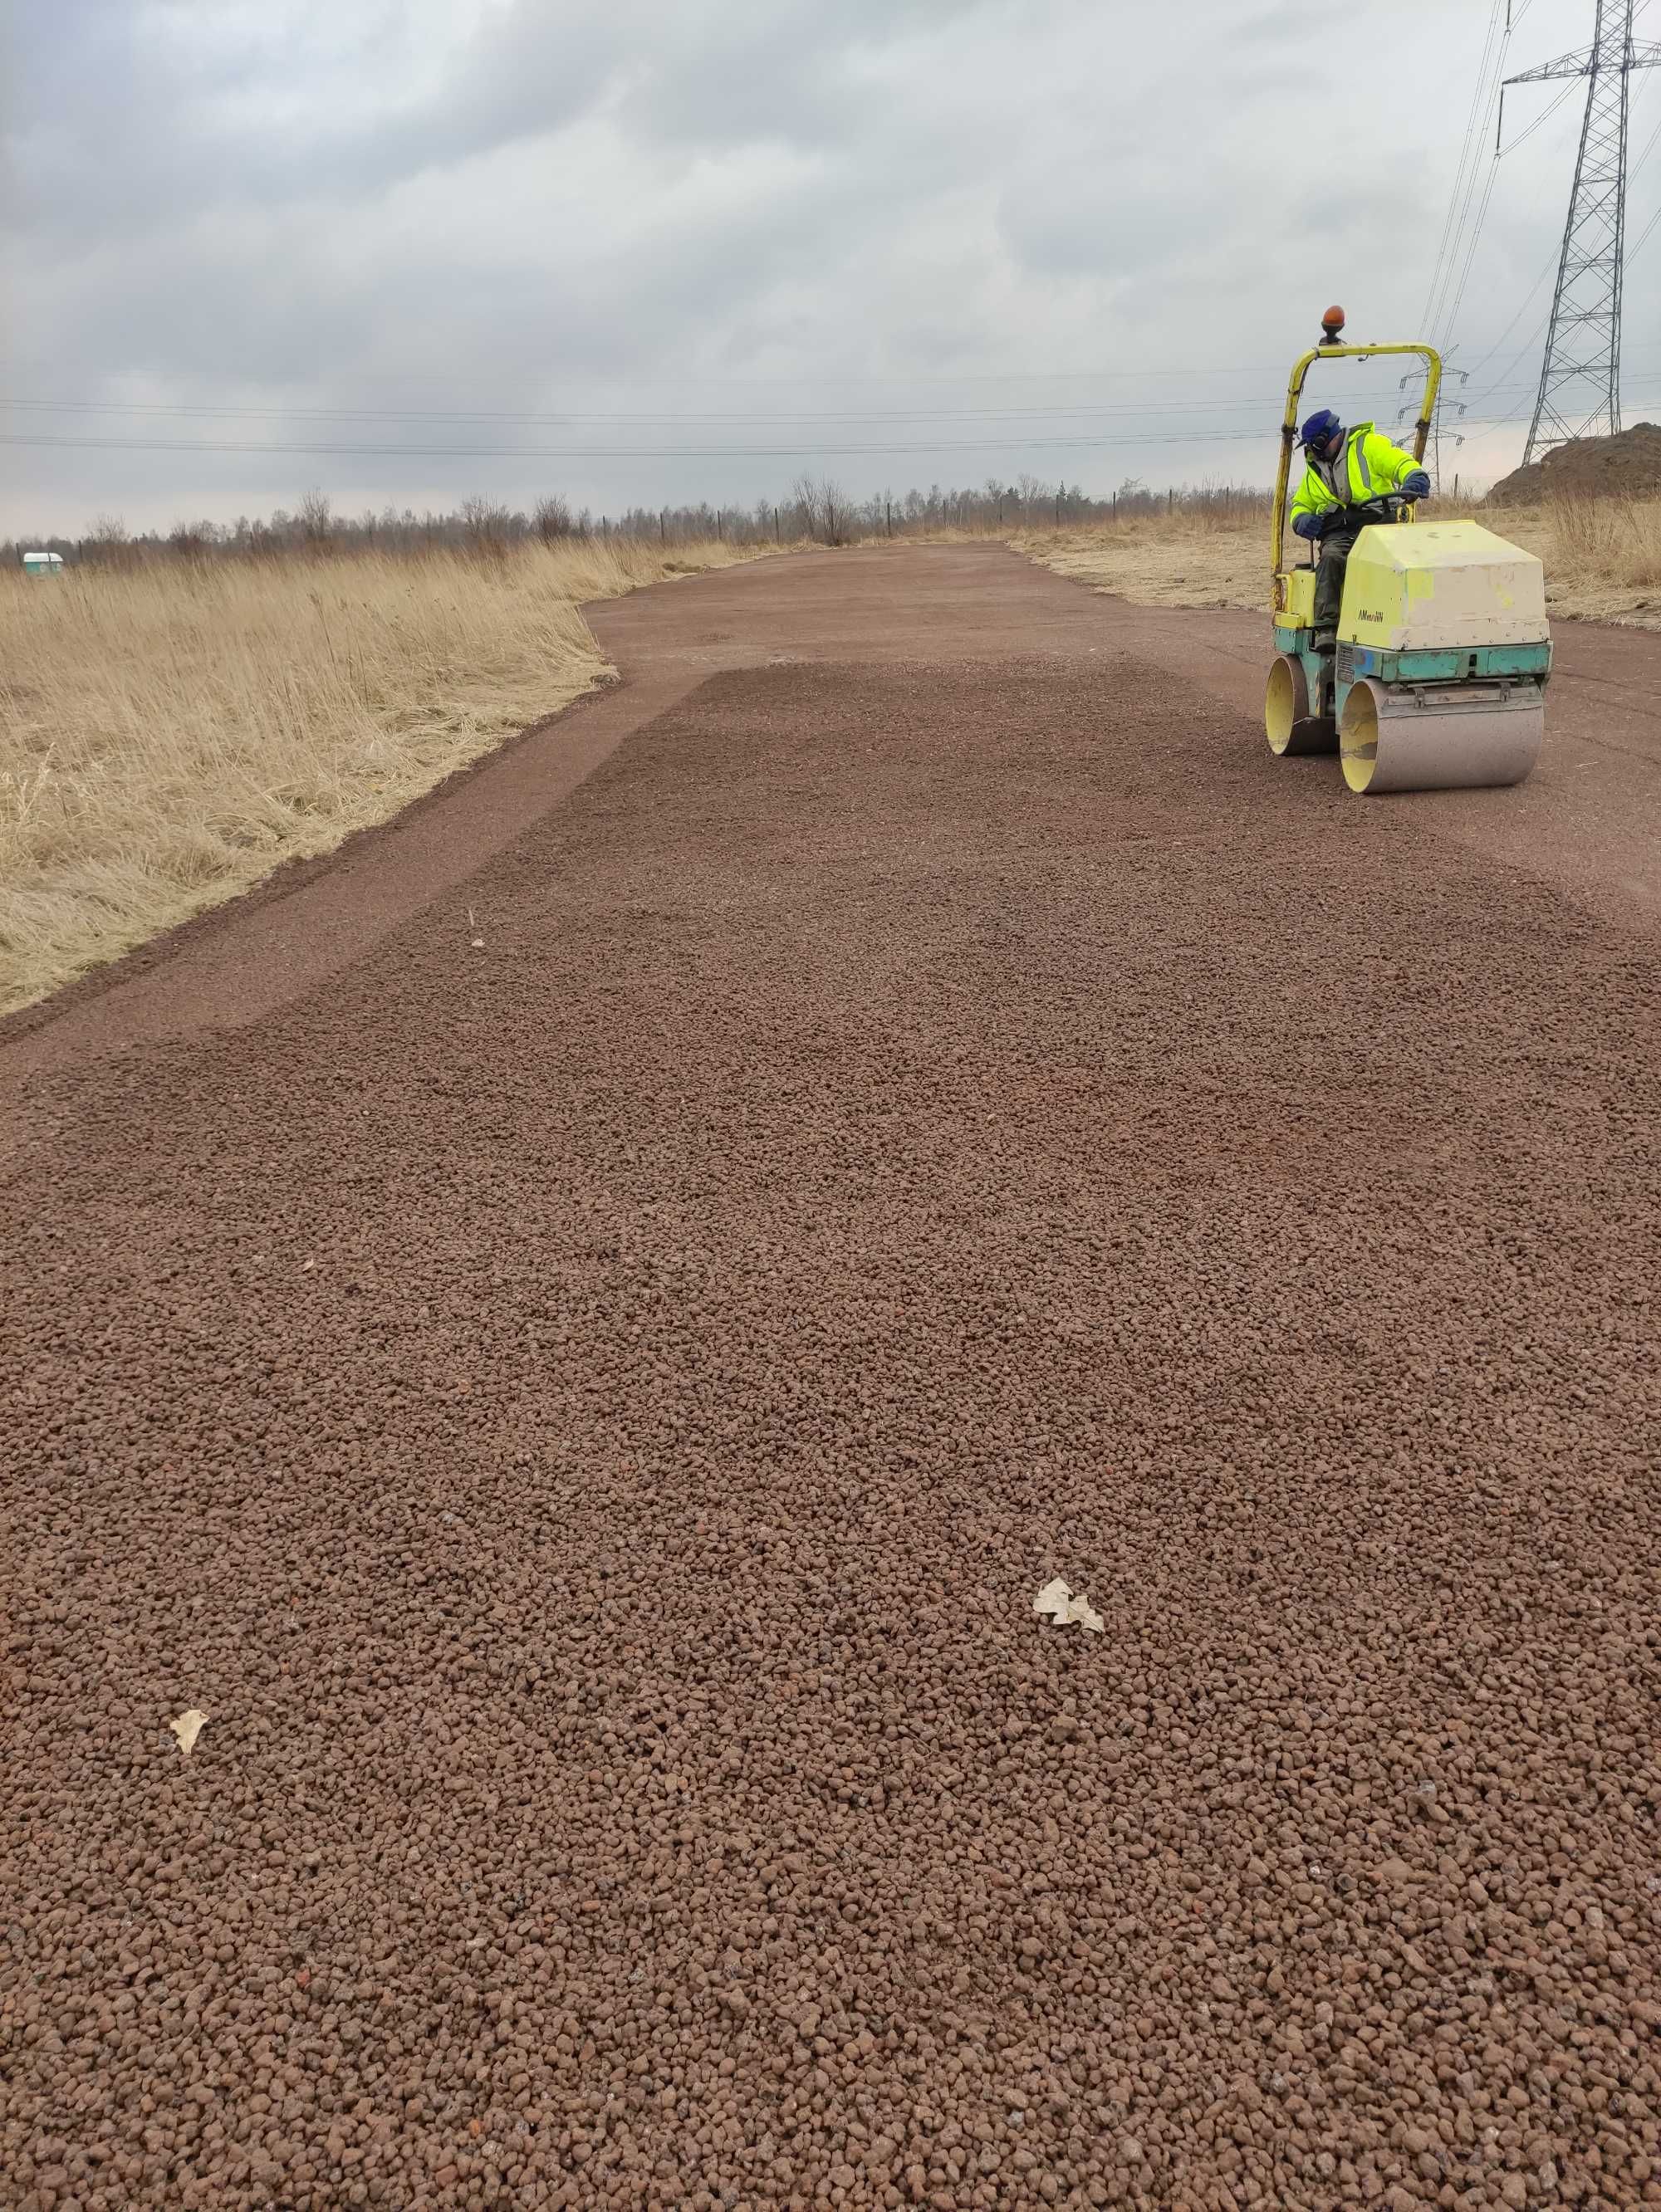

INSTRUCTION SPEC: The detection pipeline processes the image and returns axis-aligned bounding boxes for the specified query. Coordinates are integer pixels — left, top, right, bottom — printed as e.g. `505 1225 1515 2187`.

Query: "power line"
1439 77 1579 357
1628 198 1661 258
1453 11 1661 414
1440 157 1503 355
0 388 1436 429
12 354 1659 434
0 355 1422 394
1423 0 1511 337
7 384 1660 464
1458 247 1565 386
0 428 1362 459
1458 49 1660 377
1499 73 1583 153
1624 95 1661 259
1463 313 1559 416
1504 0 1661 461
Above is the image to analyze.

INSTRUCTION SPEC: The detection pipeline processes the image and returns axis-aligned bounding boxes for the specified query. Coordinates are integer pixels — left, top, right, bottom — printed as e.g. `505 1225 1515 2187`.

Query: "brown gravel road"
4 547 1659 2212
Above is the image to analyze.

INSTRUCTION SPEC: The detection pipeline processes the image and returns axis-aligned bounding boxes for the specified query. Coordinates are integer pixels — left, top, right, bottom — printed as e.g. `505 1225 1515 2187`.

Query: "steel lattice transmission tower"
1504 0 1661 464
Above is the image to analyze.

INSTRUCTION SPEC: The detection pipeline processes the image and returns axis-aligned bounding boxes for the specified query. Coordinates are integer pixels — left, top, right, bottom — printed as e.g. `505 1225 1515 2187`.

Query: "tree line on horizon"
2 475 1274 568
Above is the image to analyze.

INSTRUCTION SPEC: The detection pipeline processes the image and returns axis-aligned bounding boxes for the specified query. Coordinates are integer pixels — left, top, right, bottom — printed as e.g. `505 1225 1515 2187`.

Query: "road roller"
1265 308 1551 794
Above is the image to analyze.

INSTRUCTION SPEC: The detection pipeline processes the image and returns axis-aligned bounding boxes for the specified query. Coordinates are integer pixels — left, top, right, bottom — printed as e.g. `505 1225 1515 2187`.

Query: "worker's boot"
1312 630 1336 658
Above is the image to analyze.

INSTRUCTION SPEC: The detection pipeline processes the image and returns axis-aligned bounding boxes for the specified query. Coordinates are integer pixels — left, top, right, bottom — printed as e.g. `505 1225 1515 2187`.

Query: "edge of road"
0 658 709 1089
5 543 1656 1094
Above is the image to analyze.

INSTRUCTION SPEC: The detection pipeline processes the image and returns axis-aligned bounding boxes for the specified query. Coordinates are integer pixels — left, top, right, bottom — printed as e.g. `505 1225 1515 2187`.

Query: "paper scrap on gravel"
169 1709 207 1758
1034 1578 1104 1633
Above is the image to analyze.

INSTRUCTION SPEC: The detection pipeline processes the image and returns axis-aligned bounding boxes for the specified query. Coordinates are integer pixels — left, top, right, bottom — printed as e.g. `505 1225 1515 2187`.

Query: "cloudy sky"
5 0 1660 536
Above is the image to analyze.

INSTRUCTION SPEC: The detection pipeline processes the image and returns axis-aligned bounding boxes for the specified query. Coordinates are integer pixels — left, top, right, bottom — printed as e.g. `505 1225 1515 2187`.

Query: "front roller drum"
1339 676 1544 795
1265 653 1335 756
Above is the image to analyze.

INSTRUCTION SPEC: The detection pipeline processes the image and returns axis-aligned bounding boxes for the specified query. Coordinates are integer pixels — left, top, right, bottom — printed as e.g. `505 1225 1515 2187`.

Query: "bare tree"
461 496 514 555
82 514 133 567
532 494 576 543
791 474 853 546
298 489 334 548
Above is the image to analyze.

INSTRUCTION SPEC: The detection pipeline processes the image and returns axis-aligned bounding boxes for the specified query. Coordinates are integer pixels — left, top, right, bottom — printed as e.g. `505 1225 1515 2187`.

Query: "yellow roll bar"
1272 335 1441 593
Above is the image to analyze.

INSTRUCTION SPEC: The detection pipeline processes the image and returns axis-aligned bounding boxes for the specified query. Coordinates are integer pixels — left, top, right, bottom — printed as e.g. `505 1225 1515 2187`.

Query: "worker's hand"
1291 512 1322 541
1316 509 1350 538
1400 469 1432 499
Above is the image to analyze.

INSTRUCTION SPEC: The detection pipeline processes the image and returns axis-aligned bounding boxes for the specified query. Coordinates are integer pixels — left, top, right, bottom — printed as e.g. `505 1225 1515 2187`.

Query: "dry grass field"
1015 491 1661 630
0 537 767 1017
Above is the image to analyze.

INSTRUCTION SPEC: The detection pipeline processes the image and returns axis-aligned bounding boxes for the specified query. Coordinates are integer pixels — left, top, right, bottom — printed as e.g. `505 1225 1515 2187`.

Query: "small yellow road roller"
1265 307 1551 794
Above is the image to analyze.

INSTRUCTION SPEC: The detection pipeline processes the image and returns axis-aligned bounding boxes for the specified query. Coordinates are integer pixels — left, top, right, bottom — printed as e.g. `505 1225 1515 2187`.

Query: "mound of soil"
1488 418 1661 503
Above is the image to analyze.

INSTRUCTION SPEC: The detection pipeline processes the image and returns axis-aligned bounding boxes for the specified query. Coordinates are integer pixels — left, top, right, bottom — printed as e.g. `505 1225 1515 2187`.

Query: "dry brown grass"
1014 492 1661 633
0 537 769 1017
1012 511 1267 614
1507 493 1661 624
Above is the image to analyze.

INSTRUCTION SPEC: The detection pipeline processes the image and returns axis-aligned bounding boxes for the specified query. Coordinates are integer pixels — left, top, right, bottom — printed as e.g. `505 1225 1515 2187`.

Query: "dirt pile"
1487 419 1661 503
3 635 1659 2210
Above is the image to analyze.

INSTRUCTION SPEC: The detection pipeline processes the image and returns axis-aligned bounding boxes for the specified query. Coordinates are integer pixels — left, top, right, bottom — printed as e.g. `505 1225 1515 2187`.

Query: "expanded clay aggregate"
3 638 1659 2212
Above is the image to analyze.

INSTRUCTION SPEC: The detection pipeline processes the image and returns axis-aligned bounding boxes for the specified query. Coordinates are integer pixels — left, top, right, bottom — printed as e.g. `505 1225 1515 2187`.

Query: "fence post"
717 510 723 541
1113 492 1118 523
660 509 667 544
1168 487 1174 514
1453 472 1460 502
886 499 892 538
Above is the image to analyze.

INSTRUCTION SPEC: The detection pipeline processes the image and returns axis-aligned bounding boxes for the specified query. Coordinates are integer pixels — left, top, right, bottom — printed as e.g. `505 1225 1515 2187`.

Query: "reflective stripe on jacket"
1290 422 1421 528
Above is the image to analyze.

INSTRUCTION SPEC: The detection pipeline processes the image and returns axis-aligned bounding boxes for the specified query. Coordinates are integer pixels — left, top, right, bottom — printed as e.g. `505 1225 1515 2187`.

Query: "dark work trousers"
1313 521 1366 642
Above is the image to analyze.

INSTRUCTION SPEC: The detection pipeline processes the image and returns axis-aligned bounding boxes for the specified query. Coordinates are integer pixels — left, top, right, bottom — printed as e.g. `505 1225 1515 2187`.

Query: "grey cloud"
5 0 1656 533
10 10 624 240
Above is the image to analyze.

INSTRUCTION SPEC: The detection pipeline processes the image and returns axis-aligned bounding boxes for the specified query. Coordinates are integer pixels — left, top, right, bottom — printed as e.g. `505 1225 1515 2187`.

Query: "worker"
1291 408 1432 653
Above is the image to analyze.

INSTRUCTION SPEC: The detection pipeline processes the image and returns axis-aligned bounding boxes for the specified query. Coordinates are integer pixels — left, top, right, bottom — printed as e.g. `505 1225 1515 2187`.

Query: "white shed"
22 551 66 576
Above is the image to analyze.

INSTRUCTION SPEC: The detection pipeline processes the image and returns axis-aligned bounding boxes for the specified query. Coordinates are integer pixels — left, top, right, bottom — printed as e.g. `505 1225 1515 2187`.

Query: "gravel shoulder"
4 549 1659 2210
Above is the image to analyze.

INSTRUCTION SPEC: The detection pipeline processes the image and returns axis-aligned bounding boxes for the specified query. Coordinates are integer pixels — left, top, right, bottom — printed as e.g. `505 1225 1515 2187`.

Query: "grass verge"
0 537 767 1018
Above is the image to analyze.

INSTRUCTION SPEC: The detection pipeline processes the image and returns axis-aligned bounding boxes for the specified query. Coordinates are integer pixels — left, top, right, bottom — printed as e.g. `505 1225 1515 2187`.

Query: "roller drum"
1339 676 1544 795
1265 653 1336 757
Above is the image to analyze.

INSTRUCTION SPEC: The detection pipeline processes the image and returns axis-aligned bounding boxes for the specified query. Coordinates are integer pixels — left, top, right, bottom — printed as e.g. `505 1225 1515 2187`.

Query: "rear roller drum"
1265 653 1336 757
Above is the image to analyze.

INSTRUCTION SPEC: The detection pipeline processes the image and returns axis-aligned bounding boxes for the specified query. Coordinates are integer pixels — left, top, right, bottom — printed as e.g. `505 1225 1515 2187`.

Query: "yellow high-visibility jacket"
1291 422 1422 530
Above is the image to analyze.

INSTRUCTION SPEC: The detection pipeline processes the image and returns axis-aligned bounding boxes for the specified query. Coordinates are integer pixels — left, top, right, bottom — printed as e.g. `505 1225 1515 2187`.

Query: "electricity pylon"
1503 0 1661 463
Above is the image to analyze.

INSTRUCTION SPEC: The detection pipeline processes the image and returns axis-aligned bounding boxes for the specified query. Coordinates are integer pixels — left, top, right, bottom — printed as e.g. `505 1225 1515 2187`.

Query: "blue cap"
1301 408 1343 450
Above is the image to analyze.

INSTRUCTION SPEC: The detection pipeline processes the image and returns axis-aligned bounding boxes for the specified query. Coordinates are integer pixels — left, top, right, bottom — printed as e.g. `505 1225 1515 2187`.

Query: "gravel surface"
4 604 1659 2210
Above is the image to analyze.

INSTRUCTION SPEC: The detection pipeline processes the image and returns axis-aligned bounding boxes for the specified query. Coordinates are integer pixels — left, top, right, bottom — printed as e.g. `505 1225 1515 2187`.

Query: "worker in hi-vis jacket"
1290 407 1432 654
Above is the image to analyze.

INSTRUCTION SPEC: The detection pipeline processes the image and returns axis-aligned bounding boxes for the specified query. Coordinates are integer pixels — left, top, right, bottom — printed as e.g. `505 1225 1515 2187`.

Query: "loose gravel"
3 643 1659 2212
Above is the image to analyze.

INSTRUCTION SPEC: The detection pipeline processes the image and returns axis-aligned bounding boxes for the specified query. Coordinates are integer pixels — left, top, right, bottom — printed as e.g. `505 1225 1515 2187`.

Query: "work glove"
1400 469 1432 499
1291 511 1321 542
1316 508 1350 539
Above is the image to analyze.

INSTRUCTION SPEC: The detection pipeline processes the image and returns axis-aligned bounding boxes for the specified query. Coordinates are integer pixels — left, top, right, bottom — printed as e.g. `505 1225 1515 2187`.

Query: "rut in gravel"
4 647 1659 2212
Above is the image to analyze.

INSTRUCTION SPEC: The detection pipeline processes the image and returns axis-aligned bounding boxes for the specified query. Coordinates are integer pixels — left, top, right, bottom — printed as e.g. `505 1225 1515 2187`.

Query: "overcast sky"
4 0 1660 536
